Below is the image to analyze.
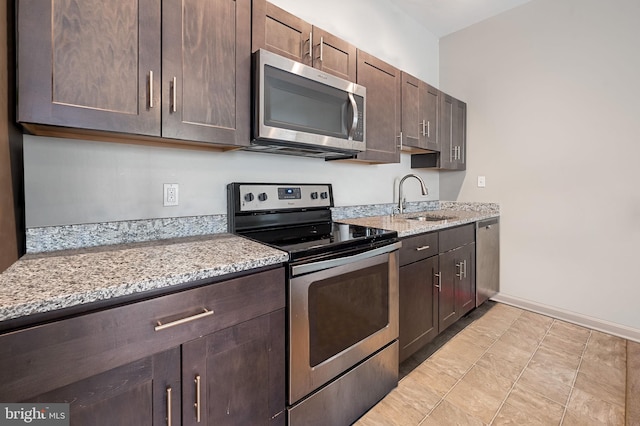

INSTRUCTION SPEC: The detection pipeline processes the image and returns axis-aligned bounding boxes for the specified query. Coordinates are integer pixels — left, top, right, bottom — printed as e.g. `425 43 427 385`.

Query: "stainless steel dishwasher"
476 218 500 306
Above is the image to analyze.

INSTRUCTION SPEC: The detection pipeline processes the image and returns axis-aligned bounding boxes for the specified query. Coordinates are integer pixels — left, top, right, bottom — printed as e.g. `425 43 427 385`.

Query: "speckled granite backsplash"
26 215 227 254
26 202 499 253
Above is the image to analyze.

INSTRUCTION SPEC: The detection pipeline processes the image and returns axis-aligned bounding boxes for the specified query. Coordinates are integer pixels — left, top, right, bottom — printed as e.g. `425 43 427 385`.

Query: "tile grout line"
417 310 523 425
486 317 557 425
558 329 592 425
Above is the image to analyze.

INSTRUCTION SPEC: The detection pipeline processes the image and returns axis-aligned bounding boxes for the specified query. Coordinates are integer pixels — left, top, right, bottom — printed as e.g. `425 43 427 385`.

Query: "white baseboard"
490 293 640 343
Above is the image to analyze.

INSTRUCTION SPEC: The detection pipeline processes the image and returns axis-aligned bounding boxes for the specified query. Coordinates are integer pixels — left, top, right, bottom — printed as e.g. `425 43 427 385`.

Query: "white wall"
439 0 640 330
23 0 440 228
24 136 439 226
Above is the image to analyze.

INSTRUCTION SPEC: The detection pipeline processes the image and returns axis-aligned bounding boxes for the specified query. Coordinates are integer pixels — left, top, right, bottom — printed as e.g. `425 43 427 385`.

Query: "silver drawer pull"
415 245 430 251
149 70 154 108
154 309 214 331
166 387 172 426
195 375 202 423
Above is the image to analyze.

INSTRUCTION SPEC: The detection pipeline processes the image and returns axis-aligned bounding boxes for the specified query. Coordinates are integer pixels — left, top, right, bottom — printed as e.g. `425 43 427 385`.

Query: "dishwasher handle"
477 217 499 229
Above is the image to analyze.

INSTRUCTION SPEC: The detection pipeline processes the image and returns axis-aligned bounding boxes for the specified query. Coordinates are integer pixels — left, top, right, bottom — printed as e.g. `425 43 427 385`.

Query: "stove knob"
310 192 318 200
244 193 254 202
258 192 268 201
320 192 328 199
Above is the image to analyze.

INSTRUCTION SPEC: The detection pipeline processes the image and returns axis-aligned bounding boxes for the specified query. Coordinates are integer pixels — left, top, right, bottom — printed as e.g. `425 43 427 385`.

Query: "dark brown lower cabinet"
0 267 285 426
182 310 285 426
456 243 476 318
438 248 458 332
399 224 476 361
399 256 439 362
25 348 181 426
438 243 475 333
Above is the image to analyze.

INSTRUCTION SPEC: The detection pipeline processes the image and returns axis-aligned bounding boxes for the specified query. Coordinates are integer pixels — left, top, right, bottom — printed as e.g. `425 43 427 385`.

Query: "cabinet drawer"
439 224 475 253
400 232 438 266
0 267 285 401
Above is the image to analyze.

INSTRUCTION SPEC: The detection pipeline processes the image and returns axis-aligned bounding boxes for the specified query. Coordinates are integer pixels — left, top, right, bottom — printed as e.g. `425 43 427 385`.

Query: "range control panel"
234 183 333 212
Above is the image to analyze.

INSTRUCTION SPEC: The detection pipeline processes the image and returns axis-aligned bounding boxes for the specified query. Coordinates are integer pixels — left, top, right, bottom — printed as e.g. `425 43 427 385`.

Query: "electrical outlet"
163 183 179 206
477 176 486 188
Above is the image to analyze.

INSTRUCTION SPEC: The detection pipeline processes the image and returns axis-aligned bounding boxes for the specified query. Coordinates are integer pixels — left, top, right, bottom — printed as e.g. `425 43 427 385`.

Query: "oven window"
308 263 389 367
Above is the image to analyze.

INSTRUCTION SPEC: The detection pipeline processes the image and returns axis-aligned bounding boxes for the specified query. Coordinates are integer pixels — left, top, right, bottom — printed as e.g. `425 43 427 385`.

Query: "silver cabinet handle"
463 259 468 279
149 70 154 108
397 131 403 149
172 77 177 113
154 309 214 331
434 272 441 291
427 120 431 138
306 32 312 58
319 36 324 61
455 261 462 278
347 92 358 140
415 245 430 251
195 375 201 423
166 387 172 426
421 120 426 137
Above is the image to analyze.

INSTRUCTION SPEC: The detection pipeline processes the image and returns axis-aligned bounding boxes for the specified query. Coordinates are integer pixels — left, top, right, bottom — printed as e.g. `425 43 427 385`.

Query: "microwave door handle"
348 92 358 140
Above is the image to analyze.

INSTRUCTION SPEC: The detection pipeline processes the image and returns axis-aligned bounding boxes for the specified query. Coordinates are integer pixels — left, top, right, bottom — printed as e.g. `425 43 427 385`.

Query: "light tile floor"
356 302 627 425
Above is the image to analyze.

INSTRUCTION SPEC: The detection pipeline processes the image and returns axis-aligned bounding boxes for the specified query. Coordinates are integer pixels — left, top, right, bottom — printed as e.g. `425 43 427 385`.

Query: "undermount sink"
406 214 457 222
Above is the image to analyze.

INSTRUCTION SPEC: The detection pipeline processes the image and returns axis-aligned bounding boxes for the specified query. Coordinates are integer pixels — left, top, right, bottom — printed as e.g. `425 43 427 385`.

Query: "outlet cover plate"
163 183 179 206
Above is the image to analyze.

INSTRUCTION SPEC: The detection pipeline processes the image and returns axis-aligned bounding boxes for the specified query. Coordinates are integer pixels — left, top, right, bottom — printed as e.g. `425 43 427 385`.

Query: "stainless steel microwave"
248 49 366 159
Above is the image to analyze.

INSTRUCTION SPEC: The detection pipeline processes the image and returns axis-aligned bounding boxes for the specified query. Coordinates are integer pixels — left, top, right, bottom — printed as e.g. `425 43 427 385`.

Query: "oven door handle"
291 242 402 277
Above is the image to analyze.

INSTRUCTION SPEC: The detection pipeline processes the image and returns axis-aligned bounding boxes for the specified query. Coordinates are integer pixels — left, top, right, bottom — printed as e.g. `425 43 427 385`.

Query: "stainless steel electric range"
228 182 400 425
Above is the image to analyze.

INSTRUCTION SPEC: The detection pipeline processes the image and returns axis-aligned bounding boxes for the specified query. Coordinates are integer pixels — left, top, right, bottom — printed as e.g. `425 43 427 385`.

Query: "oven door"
288 242 400 404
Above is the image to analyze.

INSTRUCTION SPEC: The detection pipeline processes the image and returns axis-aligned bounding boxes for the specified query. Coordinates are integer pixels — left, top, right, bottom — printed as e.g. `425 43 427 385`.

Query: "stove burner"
227 182 397 261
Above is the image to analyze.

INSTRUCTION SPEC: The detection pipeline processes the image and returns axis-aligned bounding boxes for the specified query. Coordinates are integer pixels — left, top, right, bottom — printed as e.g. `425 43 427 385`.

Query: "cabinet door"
439 92 454 169
182 310 285 426
401 72 422 150
438 249 458 332
311 26 357 82
162 0 251 146
399 257 439 362
252 0 312 66
456 243 476 317
452 98 467 170
355 50 401 163
422 83 440 151
17 0 161 136
24 348 181 426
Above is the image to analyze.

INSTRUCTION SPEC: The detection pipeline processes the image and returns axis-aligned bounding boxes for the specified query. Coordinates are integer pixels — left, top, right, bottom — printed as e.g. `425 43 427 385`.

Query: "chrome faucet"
397 174 428 214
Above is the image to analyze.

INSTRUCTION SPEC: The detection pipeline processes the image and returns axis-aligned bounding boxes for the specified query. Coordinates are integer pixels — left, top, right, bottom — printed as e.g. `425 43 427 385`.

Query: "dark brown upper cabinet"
17 0 251 148
440 93 467 170
422 83 440 151
17 0 162 137
354 50 401 164
401 72 439 153
252 0 357 82
162 0 251 146
411 91 466 170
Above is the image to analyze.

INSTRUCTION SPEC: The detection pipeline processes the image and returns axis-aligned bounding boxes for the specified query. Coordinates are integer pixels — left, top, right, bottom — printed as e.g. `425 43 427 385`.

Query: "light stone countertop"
0 234 288 324
1 203 499 326
337 208 499 238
